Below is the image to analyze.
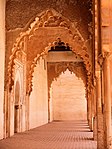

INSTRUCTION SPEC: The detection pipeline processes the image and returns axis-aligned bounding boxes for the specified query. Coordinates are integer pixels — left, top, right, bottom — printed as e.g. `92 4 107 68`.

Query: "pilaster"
0 0 5 140
103 52 112 149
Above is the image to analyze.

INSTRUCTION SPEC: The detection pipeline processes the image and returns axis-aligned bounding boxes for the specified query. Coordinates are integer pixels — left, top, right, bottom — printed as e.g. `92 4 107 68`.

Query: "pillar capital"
102 51 112 60
98 51 112 68
97 54 104 67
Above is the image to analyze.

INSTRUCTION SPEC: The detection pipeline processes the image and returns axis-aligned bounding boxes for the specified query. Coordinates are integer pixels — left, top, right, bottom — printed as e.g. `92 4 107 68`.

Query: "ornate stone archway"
47 61 87 122
47 62 87 89
7 9 92 95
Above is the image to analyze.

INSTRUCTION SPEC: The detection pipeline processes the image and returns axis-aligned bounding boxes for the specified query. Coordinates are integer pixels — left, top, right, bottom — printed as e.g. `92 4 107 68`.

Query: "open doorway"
51 69 87 121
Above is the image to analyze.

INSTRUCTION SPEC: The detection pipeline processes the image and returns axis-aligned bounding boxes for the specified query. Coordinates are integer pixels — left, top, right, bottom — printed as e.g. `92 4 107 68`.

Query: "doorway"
49 69 87 121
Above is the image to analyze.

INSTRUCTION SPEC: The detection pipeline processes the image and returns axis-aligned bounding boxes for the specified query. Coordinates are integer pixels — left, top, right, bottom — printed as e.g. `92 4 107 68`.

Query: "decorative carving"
102 51 112 60
7 47 26 91
98 54 104 67
7 9 92 95
50 38 72 51
98 52 112 67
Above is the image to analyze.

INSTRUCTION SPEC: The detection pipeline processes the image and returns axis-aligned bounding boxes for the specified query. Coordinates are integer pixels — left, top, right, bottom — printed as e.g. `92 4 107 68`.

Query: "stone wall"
52 70 87 121
29 57 48 129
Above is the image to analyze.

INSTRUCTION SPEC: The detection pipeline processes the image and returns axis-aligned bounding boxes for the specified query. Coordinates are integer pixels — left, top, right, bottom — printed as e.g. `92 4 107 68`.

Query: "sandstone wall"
29 57 48 129
6 0 92 41
0 0 5 139
52 70 87 121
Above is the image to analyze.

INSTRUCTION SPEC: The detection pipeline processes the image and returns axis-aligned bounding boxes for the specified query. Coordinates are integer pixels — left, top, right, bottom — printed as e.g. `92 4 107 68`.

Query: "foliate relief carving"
38 10 70 28
32 9 82 44
43 16 69 28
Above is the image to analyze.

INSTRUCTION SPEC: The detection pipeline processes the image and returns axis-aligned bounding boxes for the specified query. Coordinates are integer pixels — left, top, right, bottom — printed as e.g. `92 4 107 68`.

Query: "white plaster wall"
52 70 87 120
29 58 48 129
0 0 5 139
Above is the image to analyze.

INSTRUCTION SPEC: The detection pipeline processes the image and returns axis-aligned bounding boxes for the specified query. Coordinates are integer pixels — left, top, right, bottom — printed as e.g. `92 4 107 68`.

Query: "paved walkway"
0 121 97 149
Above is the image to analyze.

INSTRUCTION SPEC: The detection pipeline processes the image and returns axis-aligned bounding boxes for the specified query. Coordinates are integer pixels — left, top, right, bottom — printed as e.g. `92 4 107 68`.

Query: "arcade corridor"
0 121 97 149
1 1 112 149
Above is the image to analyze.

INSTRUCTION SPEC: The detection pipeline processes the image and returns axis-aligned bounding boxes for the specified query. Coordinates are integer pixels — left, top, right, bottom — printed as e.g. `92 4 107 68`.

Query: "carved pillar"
103 54 111 149
96 70 105 149
0 0 5 139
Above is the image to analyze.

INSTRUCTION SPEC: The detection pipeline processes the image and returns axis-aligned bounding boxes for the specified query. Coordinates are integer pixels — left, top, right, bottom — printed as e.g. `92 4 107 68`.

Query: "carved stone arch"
27 37 90 94
7 9 92 94
47 62 87 91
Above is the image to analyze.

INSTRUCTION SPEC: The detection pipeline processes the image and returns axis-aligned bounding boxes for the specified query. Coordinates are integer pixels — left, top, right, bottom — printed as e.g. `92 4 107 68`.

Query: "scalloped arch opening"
8 9 92 95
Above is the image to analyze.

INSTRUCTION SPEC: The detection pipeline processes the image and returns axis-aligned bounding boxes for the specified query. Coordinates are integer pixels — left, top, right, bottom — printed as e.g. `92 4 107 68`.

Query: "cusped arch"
27 38 90 94
7 9 92 94
47 62 87 89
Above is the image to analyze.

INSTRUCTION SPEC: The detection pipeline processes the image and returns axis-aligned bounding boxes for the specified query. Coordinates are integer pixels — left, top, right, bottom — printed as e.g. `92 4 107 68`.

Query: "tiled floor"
0 120 97 149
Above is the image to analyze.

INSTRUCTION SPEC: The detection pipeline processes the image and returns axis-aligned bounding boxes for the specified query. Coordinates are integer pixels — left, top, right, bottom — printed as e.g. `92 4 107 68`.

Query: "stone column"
87 92 92 131
93 115 97 140
93 86 97 140
96 70 105 149
0 0 5 139
48 89 50 123
103 55 111 148
26 94 30 130
91 88 95 131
